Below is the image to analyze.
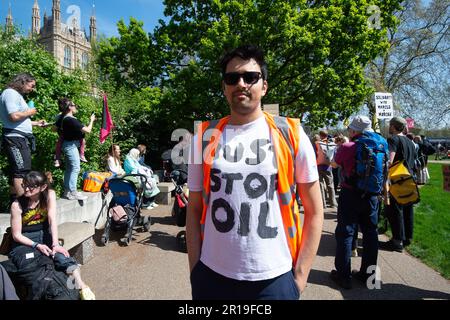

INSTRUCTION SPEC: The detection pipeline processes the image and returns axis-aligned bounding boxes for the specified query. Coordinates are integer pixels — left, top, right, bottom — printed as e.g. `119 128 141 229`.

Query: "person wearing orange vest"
186 45 324 300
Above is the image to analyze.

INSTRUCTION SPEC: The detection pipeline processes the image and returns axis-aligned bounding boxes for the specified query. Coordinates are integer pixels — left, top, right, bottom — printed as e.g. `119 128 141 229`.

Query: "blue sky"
0 0 166 37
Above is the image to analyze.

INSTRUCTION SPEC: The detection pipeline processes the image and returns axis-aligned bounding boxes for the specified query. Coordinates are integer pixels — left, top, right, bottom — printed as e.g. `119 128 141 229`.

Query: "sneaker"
54 160 61 168
150 202 159 208
382 239 403 252
351 270 369 284
80 287 96 300
330 270 352 289
65 191 87 201
351 248 358 257
80 156 88 163
64 191 76 200
73 191 88 201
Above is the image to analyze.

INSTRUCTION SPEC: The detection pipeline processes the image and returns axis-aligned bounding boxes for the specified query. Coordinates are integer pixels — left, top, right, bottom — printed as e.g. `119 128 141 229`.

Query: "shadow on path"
308 269 450 300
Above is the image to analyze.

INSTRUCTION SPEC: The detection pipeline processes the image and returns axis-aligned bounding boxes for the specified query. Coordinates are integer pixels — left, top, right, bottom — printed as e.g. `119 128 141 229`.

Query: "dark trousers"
1 136 32 179
190 260 300 300
385 197 414 242
335 188 379 279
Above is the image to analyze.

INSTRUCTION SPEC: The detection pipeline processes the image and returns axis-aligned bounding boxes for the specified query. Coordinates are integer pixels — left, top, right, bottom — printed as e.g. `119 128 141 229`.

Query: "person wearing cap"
384 116 417 252
330 115 387 289
59 98 96 201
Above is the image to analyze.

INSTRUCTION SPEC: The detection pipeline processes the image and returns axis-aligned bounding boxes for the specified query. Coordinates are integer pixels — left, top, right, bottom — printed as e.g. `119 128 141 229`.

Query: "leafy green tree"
153 0 401 129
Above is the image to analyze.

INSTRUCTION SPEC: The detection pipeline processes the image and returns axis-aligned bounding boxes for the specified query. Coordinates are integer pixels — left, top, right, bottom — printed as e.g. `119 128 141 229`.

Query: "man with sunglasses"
187 45 323 300
0 73 47 199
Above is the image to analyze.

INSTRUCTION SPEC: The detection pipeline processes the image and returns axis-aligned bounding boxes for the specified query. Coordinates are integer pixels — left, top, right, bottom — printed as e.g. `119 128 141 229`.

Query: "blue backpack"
354 131 389 195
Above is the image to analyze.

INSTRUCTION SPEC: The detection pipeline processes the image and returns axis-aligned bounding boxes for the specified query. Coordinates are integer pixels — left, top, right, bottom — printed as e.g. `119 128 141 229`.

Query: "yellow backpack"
82 171 113 192
388 160 420 205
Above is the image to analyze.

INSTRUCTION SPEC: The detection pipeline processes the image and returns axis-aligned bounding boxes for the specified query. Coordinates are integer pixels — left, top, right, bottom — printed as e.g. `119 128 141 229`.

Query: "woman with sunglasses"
59 98 96 200
9 171 95 300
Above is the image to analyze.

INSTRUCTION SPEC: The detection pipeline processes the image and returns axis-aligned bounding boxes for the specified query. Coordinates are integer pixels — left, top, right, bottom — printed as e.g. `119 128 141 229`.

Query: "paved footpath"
81 204 450 300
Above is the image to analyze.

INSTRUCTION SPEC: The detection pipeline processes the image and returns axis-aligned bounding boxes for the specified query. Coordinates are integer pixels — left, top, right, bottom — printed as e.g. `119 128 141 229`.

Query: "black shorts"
1 136 32 179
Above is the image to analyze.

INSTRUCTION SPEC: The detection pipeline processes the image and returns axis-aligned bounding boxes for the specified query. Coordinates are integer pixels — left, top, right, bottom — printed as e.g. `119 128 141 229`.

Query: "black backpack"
2 248 79 300
421 139 436 156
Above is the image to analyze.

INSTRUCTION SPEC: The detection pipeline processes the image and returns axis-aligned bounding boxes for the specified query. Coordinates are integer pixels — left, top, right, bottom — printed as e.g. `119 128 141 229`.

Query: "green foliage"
155 0 401 129
94 0 402 167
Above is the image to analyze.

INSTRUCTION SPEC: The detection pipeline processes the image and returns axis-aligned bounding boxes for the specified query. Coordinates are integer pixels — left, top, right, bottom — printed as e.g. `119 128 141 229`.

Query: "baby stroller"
161 148 188 183
170 169 188 252
101 174 151 246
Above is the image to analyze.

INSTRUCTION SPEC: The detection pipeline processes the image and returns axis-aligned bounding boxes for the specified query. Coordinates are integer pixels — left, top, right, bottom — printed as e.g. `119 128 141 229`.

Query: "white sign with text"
375 92 394 119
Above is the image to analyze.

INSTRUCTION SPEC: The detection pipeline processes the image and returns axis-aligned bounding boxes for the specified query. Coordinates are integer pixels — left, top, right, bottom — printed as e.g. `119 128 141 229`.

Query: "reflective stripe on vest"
198 112 302 265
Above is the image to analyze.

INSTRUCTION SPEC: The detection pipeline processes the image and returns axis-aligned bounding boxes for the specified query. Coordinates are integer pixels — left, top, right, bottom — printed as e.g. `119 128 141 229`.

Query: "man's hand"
32 120 48 127
28 108 37 117
294 274 308 293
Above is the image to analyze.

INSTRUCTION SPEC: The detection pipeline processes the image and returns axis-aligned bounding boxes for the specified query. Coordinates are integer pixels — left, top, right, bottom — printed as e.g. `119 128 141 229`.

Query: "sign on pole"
375 92 394 119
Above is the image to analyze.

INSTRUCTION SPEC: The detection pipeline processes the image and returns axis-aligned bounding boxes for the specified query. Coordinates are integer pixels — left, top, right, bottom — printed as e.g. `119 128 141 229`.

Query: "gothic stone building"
28 0 97 71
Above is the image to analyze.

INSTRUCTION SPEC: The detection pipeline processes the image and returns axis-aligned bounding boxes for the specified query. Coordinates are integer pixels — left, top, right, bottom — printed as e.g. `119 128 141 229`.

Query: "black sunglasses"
223 72 262 86
21 183 40 190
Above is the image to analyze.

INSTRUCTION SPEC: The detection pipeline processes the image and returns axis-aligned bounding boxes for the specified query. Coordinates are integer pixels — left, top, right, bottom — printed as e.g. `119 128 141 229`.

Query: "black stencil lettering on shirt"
223 143 244 163
222 173 243 194
243 172 268 199
210 168 222 192
246 139 270 165
211 198 235 233
269 144 277 169
257 202 278 239
238 202 251 237
267 173 277 200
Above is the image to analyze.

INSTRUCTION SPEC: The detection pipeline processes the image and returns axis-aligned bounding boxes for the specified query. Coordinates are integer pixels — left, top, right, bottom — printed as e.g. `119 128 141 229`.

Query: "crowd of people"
0 73 161 299
311 115 434 289
0 45 439 300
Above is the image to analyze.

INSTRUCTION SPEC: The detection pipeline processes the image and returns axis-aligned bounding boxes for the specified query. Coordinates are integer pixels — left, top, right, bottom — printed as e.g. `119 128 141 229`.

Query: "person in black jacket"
385 117 417 252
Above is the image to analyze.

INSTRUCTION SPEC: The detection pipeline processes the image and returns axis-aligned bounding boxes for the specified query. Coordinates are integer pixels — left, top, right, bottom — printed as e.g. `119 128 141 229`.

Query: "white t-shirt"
107 156 125 176
188 116 318 281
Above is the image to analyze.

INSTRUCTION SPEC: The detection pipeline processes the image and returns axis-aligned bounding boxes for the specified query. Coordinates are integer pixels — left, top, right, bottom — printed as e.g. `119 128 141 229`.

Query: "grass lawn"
406 162 450 279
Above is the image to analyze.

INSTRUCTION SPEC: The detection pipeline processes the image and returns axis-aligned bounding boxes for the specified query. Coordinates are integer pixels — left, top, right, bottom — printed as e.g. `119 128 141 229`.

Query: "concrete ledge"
58 222 95 265
155 182 175 205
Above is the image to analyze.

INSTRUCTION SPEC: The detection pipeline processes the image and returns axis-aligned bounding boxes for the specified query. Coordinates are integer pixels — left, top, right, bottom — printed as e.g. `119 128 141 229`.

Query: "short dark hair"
7 73 36 93
389 116 407 132
220 45 268 80
58 97 73 114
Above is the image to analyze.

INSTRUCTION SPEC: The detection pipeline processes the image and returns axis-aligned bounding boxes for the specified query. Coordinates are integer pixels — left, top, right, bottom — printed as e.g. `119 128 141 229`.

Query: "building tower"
89 4 97 44
32 0 41 35
52 0 61 33
6 3 13 31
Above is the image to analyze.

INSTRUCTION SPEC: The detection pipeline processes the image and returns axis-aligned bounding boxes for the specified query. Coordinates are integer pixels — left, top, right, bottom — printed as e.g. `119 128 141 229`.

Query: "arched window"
82 52 89 70
64 46 72 68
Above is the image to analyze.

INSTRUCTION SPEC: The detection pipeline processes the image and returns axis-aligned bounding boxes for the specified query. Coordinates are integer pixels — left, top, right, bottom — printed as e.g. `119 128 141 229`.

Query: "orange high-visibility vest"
198 112 302 265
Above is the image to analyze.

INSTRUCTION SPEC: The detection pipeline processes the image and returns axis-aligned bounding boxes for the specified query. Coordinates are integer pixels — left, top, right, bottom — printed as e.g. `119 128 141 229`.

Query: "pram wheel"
101 235 108 246
176 231 187 253
143 216 151 232
121 236 131 246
